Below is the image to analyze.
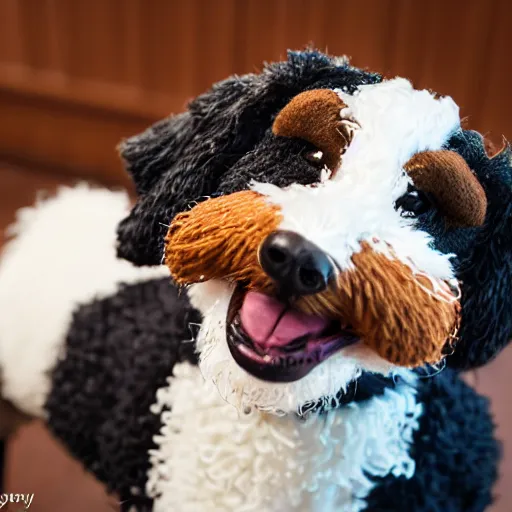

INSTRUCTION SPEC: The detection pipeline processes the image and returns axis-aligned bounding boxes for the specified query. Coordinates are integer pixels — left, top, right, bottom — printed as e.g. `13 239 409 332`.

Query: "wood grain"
0 0 509 184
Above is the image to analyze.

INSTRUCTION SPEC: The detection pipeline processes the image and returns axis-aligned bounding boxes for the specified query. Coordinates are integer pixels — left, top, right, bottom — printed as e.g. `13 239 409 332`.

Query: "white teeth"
340 118 360 142
320 167 332 183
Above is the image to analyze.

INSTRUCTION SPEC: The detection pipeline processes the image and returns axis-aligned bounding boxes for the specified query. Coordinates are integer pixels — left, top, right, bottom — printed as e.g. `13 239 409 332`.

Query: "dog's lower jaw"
187 281 399 415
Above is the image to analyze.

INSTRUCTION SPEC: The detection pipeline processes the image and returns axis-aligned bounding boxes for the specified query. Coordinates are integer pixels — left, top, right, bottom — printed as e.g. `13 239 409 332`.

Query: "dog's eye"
303 149 325 169
395 185 432 218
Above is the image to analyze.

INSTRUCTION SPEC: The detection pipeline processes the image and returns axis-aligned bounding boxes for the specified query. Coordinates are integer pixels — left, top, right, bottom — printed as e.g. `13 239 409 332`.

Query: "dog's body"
58 284 499 512
0 51 510 511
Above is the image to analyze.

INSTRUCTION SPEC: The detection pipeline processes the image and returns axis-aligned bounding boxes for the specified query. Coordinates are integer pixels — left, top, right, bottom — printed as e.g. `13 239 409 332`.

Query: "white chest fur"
147 363 422 512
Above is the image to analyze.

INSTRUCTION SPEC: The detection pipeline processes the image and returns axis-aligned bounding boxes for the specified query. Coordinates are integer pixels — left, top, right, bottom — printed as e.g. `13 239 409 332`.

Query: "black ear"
445 130 512 369
118 112 194 196
116 112 198 266
115 72 265 266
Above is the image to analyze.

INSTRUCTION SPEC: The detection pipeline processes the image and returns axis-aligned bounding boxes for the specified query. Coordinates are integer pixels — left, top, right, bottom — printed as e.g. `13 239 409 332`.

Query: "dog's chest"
147 363 422 512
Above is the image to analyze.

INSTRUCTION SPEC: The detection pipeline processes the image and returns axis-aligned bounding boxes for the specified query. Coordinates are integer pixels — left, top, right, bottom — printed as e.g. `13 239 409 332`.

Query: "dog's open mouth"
226 288 359 382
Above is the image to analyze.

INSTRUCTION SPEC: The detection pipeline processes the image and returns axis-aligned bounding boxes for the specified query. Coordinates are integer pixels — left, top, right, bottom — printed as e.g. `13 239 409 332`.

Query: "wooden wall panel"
323 0 398 72
140 2 200 97
0 0 510 185
381 0 498 128
0 0 24 65
480 0 511 139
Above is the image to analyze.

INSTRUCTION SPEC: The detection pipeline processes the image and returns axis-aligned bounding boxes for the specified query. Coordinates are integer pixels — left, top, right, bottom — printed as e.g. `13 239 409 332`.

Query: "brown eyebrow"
272 89 351 173
404 150 487 227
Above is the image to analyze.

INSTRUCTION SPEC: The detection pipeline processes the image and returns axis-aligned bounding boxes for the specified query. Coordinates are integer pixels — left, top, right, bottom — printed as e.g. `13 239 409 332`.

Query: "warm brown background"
0 0 511 510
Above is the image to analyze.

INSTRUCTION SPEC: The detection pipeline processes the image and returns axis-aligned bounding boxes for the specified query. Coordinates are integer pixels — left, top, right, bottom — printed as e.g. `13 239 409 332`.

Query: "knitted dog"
0 50 510 511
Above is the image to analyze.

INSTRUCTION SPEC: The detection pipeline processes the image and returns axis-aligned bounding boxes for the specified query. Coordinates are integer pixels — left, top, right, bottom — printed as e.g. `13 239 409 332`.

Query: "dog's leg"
0 399 31 438
0 399 31 496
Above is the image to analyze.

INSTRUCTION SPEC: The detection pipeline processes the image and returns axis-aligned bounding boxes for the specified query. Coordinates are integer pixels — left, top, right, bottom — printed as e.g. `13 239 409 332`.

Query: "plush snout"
295 244 460 366
165 190 460 367
165 191 279 290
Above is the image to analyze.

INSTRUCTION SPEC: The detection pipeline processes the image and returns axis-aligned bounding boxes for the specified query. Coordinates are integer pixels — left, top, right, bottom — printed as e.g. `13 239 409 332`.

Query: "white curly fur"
147 362 422 512
0 185 168 417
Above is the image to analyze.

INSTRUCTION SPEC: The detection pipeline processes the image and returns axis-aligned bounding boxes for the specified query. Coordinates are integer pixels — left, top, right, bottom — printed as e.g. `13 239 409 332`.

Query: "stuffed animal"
0 50 510 512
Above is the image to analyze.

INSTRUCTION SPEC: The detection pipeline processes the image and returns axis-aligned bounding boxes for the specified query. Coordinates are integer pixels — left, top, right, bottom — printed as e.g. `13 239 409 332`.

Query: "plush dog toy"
0 50 510 511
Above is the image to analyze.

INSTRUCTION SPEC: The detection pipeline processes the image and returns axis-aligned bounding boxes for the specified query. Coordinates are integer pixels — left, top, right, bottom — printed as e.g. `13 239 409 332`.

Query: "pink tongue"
240 292 330 349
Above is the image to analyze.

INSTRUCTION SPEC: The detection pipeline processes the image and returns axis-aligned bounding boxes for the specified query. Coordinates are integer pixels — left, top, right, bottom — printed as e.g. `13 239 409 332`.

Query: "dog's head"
117 50 511 414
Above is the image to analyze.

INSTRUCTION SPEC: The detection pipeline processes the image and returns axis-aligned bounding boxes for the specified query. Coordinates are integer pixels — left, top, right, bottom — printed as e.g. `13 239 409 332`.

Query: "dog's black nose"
259 230 334 296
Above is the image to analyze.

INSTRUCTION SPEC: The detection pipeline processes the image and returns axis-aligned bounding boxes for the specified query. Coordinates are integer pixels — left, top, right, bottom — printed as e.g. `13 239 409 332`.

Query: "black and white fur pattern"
191 77 460 416
0 51 509 511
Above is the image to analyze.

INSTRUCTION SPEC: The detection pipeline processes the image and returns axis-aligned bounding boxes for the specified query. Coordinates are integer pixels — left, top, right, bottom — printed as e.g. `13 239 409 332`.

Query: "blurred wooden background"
0 0 511 510
0 0 510 185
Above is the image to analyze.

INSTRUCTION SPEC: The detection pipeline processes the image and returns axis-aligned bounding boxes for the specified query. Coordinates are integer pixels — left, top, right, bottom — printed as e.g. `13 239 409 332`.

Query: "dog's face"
117 51 507 414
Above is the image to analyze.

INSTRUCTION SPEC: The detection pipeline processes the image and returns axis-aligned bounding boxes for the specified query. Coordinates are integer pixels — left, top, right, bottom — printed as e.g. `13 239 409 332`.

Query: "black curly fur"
45 278 201 511
365 369 500 511
445 132 512 369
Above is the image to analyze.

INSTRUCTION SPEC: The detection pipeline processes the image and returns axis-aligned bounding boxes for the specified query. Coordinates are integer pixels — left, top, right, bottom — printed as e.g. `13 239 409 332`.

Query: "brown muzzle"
165 190 460 367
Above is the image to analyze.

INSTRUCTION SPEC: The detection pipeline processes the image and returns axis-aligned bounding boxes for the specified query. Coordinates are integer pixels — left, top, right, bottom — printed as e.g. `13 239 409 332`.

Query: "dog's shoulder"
45 276 200 502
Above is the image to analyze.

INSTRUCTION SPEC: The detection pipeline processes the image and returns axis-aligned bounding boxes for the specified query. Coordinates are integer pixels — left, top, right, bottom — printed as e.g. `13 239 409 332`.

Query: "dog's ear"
116 50 382 266
115 73 267 267
445 130 512 369
118 112 193 196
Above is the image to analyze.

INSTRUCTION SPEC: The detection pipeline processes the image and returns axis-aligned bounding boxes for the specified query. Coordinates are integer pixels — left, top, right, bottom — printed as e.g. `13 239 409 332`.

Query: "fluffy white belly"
147 363 422 512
